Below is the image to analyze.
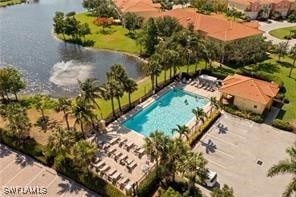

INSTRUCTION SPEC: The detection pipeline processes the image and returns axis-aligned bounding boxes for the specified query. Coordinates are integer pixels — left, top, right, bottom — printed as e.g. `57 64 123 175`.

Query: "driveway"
0 144 99 197
193 113 295 197
259 20 296 48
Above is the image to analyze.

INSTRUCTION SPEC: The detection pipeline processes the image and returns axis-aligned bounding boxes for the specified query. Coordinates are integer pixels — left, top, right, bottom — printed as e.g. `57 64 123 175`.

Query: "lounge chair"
127 162 137 172
109 137 120 145
118 177 130 189
99 165 110 174
114 152 123 161
93 161 105 168
119 155 128 165
125 158 134 165
119 138 128 147
135 148 145 158
125 142 134 151
107 169 117 180
107 147 117 157
111 171 121 182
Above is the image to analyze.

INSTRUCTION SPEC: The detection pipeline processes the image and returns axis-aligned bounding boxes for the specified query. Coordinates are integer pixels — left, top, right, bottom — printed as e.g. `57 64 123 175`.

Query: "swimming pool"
122 88 209 137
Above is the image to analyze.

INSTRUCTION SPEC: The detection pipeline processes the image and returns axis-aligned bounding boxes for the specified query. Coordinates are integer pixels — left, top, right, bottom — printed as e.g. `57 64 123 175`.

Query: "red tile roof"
161 8 263 41
219 74 279 104
113 0 161 16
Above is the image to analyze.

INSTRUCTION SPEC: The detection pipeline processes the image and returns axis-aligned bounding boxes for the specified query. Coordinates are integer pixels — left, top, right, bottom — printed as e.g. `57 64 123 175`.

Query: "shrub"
272 119 293 131
189 110 221 147
222 104 264 123
137 166 161 197
283 98 290 104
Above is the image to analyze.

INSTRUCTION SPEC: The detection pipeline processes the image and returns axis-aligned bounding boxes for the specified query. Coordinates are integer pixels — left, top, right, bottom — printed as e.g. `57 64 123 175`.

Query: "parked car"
204 170 218 187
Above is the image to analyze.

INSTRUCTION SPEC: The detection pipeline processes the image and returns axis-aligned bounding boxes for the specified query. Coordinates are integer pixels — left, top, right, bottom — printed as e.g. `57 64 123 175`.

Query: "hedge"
189 110 221 147
222 104 264 123
0 128 47 165
137 166 161 197
272 119 293 131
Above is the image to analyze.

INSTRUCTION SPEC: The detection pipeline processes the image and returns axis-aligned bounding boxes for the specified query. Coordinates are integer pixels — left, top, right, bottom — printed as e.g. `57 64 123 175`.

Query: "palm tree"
47 127 76 155
124 78 138 107
31 94 56 122
71 98 95 136
71 140 96 170
147 54 162 91
113 82 124 113
172 124 190 141
55 97 72 130
275 42 288 61
144 130 169 167
1 103 31 144
101 81 116 118
78 78 103 117
192 107 207 125
210 97 219 113
288 44 296 78
178 151 208 193
211 184 235 197
267 145 296 197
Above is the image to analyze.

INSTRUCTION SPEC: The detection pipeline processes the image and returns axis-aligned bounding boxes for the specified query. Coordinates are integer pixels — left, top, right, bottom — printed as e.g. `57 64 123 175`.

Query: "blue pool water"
123 88 209 137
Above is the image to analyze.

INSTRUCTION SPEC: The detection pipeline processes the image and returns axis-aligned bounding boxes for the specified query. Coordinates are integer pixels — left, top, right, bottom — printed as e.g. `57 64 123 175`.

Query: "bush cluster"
222 104 264 123
272 119 293 131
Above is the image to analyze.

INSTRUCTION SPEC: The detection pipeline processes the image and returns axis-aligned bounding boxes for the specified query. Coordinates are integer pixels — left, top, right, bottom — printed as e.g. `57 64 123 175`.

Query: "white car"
204 170 217 187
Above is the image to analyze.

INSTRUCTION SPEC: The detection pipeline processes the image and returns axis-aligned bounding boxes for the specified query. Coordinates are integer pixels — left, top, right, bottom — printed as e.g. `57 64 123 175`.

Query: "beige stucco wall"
233 96 266 114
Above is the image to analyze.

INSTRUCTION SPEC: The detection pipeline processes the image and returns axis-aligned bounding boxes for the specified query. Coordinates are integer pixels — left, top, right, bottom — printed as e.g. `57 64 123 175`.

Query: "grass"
0 0 22 7
269 26 296 39
57 12 141 54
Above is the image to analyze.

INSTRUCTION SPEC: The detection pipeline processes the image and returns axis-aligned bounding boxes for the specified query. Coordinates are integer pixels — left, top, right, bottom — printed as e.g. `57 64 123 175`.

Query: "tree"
78 23 91 41
71 98 96 136
288 11 296 23
31 95 56 122
211 184 235 197
192 107 206 125
53 12 66 39
210 97 219 112
124 78 138 107
83 0 105 12
101 80 117 118
47 127 76 155
123 12 143 34
274 42 288 61
71 140 96 170
143 18 158 56
147 54 162 90
178 151 208 193
95 2 118 18
172 124 190 141
55 98 72 130
144 130 169 167
267 145 296 197
0 103 30 144
64 15 80 40
78 78 103 117
159 187 182 197
156 16 182 38
0 66 26 101
288 44 296 78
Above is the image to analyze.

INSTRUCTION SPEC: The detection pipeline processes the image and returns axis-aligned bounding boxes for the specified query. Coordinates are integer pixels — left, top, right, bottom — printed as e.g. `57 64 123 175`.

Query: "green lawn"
269 26 296 39
57 12 141 54
0 0 22 7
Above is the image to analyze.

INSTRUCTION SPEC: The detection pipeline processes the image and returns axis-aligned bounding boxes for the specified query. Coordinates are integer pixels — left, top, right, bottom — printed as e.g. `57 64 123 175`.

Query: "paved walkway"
259 20 296 48
0 144 99 197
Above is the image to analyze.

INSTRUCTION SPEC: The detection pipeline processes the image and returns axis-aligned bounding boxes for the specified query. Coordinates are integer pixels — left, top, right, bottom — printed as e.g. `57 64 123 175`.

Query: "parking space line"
25 168 45 186
206 133 237 147
5 165 28 185
46 176 58 189
0 159 17 174
206 158 227 170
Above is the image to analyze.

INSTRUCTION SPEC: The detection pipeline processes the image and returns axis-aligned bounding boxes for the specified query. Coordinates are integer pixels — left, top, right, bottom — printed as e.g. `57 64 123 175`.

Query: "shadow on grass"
125 32 136 39
276 60 293 68
276 109 286 120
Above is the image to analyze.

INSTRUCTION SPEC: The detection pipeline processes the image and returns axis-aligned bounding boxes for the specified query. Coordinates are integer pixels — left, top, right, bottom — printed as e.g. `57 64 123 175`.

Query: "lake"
0 0 144 97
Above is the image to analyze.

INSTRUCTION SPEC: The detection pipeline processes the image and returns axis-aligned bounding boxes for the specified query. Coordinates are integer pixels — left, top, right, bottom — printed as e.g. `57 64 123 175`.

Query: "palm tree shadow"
276 60 293 68
217 123 228 134
15 154 34 168
57 180 82 195
201 139 217 154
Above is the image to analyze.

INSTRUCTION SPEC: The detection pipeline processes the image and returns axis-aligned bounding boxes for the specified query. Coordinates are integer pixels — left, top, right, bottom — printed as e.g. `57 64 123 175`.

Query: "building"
227 0 296 19
161 8 263 42
219 74 279 114
113 0 162 18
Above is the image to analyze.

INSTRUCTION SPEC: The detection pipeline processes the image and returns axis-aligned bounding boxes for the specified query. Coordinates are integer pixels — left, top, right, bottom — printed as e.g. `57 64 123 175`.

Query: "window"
254 105 257 109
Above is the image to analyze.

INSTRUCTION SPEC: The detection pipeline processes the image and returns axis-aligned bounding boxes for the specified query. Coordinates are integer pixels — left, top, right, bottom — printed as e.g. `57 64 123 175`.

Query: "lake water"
0 0 144 97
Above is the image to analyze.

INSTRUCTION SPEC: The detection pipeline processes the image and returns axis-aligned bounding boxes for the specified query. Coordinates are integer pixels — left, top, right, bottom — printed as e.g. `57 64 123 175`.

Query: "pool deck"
88 81 220 193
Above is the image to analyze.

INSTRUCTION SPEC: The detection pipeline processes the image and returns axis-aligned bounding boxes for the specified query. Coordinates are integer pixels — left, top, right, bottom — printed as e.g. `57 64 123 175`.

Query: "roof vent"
257 160 263 166
186 17 191 21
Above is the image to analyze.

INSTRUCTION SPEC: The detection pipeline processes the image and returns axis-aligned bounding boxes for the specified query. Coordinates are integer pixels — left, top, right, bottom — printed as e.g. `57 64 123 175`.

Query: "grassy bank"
269 26 296 39
57 12 141 54
0 0 23 7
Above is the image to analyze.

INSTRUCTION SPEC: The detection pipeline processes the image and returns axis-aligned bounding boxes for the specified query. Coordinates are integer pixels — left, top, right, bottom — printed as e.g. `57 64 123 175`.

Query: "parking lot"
194 113 295 197
0 145 99 197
